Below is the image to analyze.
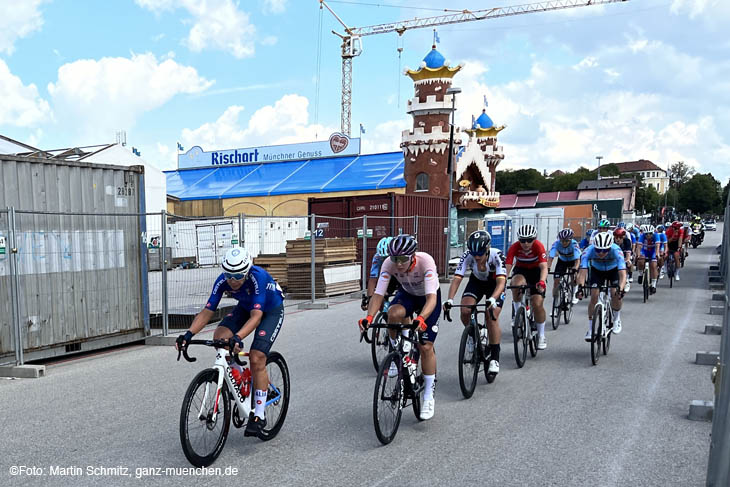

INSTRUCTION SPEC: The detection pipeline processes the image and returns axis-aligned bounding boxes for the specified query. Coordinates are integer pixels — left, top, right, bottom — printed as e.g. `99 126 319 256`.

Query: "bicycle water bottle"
405 356 417 384
479 328 488 348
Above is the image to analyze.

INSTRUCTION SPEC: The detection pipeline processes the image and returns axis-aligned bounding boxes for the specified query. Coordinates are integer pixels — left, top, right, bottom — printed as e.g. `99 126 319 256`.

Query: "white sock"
254 389 267 419
587 319 592 334
423 374 436 401
651 278 657 287
389 337 399 348
613 309 621 321
536 321 545 337
675 269 680 277
512 302 520 315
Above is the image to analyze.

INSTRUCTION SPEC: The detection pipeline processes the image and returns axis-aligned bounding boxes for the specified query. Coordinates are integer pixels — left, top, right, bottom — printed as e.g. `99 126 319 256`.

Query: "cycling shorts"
589 267 620 289
667 240 680 253
391 288 441 343
511 266 545 296
219 304 284 355
554 259 578 277
640 246 657 262
462 274 505 308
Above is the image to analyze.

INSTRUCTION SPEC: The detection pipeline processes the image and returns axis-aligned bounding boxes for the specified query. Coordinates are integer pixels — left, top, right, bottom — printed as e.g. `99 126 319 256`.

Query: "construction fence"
2 208 627 365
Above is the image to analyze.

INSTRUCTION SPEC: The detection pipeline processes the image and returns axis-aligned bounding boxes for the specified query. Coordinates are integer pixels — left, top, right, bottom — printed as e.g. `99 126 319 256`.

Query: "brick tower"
401 45 463 198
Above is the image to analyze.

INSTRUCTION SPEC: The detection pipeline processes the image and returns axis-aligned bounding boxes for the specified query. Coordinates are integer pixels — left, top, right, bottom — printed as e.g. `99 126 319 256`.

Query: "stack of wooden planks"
253 253 288 289
285 238 361 298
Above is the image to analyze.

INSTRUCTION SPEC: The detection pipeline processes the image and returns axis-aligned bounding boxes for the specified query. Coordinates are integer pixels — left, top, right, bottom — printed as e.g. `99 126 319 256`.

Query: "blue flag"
434 29 440 44
177 142 184 151
484 95 488 107
360 123 366 134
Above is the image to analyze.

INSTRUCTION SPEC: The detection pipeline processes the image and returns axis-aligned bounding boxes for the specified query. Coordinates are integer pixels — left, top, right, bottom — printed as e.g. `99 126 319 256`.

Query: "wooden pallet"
285 238 357 265
253 253 288 289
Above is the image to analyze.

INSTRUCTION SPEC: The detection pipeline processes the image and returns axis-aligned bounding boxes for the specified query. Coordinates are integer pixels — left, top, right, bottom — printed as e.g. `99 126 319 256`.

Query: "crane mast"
320 0 630 136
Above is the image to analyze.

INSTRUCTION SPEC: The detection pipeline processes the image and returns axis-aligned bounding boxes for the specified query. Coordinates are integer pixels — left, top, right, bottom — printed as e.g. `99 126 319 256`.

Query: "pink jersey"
375 252 439 297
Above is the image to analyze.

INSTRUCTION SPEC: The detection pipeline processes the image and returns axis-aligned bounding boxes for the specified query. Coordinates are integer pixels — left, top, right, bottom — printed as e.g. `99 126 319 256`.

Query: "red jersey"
506 240 548 269
665 227 684 242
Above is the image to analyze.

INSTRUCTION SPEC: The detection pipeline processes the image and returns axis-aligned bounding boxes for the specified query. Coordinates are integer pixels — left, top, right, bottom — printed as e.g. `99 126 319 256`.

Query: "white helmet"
517 224 537 240
222 247 252 277
594 232 614 250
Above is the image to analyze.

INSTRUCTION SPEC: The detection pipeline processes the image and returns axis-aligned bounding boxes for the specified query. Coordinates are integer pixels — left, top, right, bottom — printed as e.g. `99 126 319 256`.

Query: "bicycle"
444 303 497 399
580 283 619 365
177 339 290 467
507 284 539 368
361 299 393 373
369 323 425 445
641 261 650 303
665 252 677 288
549 269 577 330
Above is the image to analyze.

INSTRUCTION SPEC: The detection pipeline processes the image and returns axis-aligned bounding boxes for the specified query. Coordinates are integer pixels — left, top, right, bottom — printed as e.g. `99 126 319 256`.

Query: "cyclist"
682 222 692 261
506 224 549 350
359 235 441 420
579 228 594 251
546 228 581 306
691 216 705 245
596 218 612 232
665 221 685 281
176 247 285 438
613 227 633 292
444 230 506 381
361 236 397 311
655 225 667 279
577 232 627 339
636 224 660 294
627 223 641 258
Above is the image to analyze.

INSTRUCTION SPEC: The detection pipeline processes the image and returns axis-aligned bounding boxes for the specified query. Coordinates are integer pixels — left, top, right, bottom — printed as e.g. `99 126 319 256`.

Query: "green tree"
495 168 546 194
599 163 620 177
678 173 721 214
636 185 661 214
720 179 730 212
669 161 695 188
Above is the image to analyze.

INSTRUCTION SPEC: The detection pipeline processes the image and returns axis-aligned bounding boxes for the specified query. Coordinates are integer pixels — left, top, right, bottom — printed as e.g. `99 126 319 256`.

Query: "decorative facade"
401 45 505 209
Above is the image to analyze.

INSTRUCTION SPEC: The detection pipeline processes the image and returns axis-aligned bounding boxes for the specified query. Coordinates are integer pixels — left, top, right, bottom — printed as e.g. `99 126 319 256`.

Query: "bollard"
705 324 723 335
688 400 714 421
711 306 724 315
697 351 721 365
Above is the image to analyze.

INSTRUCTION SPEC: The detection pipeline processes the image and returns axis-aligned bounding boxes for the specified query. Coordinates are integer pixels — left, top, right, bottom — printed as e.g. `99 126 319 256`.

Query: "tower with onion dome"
455 108 506 209
401 45 463 198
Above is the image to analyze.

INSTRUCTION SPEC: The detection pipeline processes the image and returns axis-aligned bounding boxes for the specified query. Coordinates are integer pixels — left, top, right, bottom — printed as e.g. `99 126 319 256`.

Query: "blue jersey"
205 266 284 313
631 228 641 242
369 254 387 278
580 244 627 271
637 232 660 248
657 232 667 250
579 238 591 251
549 239 581 261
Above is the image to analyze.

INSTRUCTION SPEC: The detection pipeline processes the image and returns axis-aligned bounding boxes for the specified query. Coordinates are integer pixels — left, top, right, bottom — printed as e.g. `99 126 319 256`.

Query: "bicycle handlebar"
176 338 248 364
443 303 496 323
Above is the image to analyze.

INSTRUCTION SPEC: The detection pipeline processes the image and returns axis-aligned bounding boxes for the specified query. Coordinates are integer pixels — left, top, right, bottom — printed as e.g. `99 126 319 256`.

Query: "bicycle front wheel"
513 307 528 368
370 319 390 373
458 324 479 399
179 369 230 467
373 352 403 445
551 296 561 330
257 352 290 441
591 307 602 365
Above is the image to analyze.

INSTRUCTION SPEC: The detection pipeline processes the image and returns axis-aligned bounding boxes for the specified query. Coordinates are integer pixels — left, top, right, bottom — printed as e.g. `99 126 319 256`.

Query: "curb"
0 365 46 378
688 400 714 421
696 351 720 365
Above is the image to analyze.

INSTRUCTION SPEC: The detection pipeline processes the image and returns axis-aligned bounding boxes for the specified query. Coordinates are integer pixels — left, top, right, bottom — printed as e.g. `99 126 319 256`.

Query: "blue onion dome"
423 46 446 69
475 109 494 129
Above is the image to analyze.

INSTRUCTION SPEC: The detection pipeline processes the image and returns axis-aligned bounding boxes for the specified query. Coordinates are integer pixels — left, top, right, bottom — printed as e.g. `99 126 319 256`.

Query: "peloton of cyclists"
359 235 441 420
665 221 685 281
443 230 506 381
546 228 581 306
655 224 668 279
505 224 549 350
613 227 633 292
576 232 627 340
636 224 661 294
176 247 286 438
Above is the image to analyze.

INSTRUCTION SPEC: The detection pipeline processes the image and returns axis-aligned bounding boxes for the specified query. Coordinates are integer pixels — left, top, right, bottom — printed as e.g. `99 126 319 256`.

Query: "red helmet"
613 228 626 238
672 221 682 229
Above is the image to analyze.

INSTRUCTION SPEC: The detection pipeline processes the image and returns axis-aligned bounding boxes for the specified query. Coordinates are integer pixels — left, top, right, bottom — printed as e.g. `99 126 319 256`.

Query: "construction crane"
319 0 630 136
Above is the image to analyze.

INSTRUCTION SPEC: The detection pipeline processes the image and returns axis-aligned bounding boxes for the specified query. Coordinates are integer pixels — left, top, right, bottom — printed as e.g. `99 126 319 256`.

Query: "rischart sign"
177 133 360 169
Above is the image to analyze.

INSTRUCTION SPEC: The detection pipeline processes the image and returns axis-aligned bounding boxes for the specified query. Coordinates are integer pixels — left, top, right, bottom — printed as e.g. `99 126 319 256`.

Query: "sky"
1 0 729 186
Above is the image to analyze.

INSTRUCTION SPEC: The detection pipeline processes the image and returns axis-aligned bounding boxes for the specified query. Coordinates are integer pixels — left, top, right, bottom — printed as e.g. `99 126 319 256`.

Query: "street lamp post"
445 86 461 277
595 155 603 201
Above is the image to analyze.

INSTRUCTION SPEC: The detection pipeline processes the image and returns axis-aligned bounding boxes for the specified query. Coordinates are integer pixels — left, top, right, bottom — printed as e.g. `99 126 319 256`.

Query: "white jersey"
454 248 507 281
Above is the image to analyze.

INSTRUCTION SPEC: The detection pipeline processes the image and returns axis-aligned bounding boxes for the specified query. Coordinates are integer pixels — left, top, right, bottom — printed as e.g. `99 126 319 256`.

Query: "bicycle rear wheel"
373 352 403 445
370 317 390 372
458 324 479 399
643 270 649 303
591 307 602 365
513 307 528 368
528 318 538 358
603 314 611 355
257 352 290 441
563 281 574 324
180 369 230 467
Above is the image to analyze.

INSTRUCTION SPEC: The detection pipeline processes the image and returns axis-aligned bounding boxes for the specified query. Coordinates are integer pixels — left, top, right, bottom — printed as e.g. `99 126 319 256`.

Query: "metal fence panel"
2 210 144 360
0 209 16 364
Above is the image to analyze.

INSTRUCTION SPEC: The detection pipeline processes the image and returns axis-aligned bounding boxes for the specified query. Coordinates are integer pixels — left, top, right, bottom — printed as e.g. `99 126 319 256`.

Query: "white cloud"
0 0 45 55
47 52 213 139
261 0 287 14
180 94 337 151
361 119 409 155
0 59 52 127
261 36 278 46
136 0 256 59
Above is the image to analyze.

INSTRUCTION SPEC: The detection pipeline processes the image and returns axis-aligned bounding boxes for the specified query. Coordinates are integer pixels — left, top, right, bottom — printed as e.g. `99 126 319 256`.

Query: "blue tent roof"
165 152 406 200
423 47 446 69
475 110 494 129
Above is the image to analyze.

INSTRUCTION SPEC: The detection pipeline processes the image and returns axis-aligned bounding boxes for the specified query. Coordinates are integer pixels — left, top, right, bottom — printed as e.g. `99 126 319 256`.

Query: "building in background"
612 159 669 193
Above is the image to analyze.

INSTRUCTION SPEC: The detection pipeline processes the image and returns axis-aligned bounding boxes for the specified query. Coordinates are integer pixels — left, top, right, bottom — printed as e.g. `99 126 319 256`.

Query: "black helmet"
467 230 491 256
388 234 418 257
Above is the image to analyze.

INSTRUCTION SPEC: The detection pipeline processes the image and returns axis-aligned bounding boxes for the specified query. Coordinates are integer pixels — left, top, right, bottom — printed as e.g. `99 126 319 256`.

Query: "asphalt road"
0 227 723 487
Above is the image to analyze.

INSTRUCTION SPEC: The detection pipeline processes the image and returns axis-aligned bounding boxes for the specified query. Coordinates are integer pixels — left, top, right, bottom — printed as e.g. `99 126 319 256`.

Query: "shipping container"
0 154 148 362
308 193 448 275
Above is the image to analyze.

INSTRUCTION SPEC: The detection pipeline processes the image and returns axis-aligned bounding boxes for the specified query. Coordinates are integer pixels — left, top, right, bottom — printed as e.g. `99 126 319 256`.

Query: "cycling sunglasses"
518 238 535 244
470 250 488 257
595 249 610 255
224 272 247 281
390 255 411 264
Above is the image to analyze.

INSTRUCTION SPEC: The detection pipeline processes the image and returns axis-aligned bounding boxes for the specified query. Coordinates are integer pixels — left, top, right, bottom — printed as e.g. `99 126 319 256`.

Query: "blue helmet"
656 224 665 232
617 222 626 229
585 229 594 238
376 237 393 258
598 219 611 229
